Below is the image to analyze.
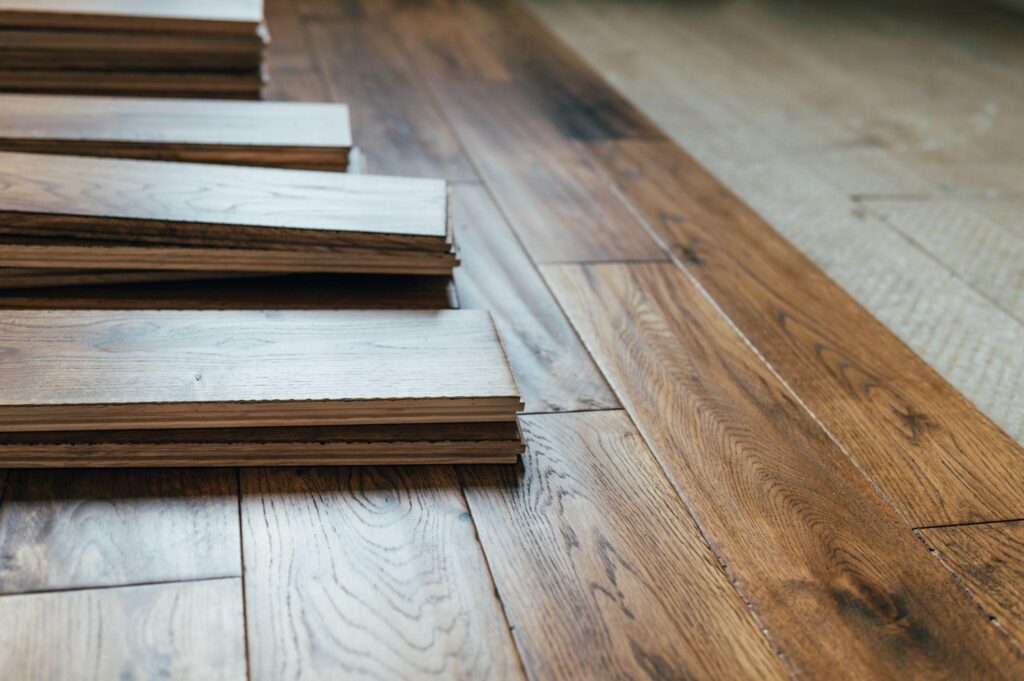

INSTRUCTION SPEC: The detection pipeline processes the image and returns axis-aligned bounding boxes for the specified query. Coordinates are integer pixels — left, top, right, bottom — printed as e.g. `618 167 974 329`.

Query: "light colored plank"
0 95 351 170
0 469 239 592
543 261 1024 678
0 152 448 251
241 465 525 681
921 521 1024 647
0 0 263 33
451 184 618 412
462 411 788 680
0 578 247 681
0 309 520 431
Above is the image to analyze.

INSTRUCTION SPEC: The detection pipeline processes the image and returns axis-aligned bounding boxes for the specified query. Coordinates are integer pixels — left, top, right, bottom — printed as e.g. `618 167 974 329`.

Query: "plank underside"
0 309 521 431
0 151 449 252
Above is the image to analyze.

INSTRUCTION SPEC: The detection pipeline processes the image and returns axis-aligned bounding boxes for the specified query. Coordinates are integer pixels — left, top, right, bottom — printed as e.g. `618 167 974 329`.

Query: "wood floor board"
309 18 477 180
0 578 247 681
0 469 239 593
241 465 525 681
0 309 520 432
460 410 789 680
921 521 1024 648
542 261 1024 679
588 138 1024 527
450 184 618 413
262 0 328 101
0 152 449 253
0 95 351 170
0 0 264 35
0 422 524 467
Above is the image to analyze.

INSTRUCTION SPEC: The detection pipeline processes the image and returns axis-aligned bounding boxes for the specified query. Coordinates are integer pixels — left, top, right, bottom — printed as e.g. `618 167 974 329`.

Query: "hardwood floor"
3 0 1023 678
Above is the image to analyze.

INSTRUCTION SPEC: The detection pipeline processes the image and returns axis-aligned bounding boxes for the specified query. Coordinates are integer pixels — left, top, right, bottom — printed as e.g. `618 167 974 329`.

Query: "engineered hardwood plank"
589 139 1024 527
0 95 351 170
542 261 1024 679
921 521 1024 646
0 421 523 467
241 465 525 681
0 267 257 288
0 0 263 34
0 468 239 592
0 579 247 681
461 411 788 680
308 19 477 180
0 272 456 309
450 184 618 413
0 152 448 252
0 309 520 431
0 70 265 98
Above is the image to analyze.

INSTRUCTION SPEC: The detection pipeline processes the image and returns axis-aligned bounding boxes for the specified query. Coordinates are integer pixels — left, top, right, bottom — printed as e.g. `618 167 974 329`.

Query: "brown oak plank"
590 139 1024 527
451 184 618 413
262 0 327 101
0 95 351 170
0 309 520 431
543 261 1024 679
241 465 525 681
461 410 788 680
309 18 476 180
0 469 239 592
0 578 247 681
921 522 1024 647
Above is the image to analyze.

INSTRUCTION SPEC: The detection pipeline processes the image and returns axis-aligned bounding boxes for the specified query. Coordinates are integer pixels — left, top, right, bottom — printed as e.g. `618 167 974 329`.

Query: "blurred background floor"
528 0 1024 443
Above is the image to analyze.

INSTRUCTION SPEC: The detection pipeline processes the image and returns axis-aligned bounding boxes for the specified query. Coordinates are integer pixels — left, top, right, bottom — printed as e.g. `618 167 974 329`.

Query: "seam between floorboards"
915 516 1024 531
0 573 241 599
236 468 253 681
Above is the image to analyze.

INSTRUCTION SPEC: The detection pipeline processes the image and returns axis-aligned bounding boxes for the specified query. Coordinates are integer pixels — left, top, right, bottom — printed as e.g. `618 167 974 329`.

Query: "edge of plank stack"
0 0 267 98
0 309 524 466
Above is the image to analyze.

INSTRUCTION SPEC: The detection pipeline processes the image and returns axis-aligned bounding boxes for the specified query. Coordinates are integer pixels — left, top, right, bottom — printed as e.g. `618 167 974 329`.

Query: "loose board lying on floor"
0 95 351 170
0 0 264 34
0 422 524 466
0 309 522 432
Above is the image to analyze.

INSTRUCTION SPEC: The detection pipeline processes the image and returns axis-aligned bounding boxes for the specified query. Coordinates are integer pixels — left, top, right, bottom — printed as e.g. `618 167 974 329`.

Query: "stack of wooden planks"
0 309 524 466
0 149 458 283
0 0 267 98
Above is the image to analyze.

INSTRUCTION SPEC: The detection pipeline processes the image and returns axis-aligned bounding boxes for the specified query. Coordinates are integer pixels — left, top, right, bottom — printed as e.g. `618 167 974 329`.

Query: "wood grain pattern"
309 18 477 180
543 261 1024 679
921 521 1024 647
0 95 350 170
0 0 263 34
0 272 456 310
0 309 520 431
242 465 525 681
0 468 239 592
0 422 523 467
0 69 264 98
262 0 328 102
0 267 258 288
589 139 1024 527
461 410 788 680
0 579 247 681
451 184 617 413
0 152 448 252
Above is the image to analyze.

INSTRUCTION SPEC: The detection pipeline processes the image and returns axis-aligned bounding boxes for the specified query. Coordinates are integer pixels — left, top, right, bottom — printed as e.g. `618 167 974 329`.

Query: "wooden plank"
0 309 520 431
241 465 525 681
0 152 448 252
0 468 239 592
0 579 247 681
920 521 1024 647
451 184 618 413
0 0 263 34
262 0 328 102
0 268 259 288
0 272 456 310
308 19 477 180
542 261 1024 678
461 410 788 680
0 95 350 170
0 69 264 98
590 139 1024 526
0 421 523 467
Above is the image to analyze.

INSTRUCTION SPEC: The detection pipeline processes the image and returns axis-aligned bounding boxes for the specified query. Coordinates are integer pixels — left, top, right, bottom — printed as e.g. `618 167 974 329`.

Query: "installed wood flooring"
3 1 1023 679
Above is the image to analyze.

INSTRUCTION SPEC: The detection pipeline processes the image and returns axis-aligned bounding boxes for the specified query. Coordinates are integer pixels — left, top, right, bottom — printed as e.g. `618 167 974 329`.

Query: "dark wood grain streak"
543 262 1024 679
589 139 1024 527
921 522 1024 648
461 411 789 680
241 465 526 681
451 184 618 413
0 468 239 593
